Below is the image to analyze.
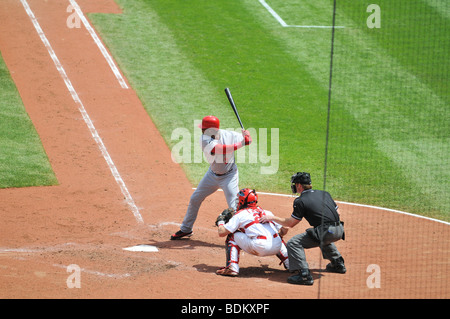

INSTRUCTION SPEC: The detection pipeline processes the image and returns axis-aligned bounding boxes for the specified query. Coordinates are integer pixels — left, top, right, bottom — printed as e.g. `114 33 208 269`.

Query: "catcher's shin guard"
276 239 289 270
225 234 240 273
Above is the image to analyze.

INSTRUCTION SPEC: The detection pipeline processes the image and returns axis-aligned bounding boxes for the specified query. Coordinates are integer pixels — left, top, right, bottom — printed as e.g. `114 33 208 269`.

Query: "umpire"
260 172 346 285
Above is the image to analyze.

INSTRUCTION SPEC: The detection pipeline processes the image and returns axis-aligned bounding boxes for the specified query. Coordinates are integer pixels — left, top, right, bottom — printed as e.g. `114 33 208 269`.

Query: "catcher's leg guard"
276 239 289 270
225 234 240 273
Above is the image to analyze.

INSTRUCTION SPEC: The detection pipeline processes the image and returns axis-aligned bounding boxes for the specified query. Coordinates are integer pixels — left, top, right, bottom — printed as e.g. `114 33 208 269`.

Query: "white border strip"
21 0 143 224
334 200 450 226
258 0 345 29
68 0 129 89
193 188 449 226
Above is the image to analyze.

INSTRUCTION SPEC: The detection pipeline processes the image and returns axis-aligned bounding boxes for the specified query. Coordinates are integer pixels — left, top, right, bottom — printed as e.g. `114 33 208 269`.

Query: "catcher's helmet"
198 115 220 130
290 172 312 193
237 188 258 209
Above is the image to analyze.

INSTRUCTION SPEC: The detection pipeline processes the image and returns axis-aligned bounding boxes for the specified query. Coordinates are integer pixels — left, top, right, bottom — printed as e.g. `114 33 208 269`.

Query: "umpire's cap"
291 172 312 185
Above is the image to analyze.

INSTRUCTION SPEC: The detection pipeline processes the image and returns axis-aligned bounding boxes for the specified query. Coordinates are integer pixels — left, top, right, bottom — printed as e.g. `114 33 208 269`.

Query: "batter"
171 115 252 240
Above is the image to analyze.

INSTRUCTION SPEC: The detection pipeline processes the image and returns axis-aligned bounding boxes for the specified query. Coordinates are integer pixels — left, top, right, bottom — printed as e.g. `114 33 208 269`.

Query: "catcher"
215 188 289 276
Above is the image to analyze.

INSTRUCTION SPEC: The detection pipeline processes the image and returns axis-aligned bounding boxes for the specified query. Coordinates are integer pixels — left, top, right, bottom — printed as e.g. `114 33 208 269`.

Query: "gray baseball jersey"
180 129 244 233
202 129 244 175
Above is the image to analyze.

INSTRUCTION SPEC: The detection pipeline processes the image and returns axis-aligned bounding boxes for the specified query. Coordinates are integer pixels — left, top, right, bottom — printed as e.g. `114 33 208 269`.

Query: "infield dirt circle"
0 0 448 300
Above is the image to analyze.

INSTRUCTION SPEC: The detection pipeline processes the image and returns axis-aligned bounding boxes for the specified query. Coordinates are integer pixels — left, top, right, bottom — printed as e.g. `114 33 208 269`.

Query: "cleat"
287 269 314 286
326 263 347 274
170 230 193 240
326 257 346 274
216 267 238 277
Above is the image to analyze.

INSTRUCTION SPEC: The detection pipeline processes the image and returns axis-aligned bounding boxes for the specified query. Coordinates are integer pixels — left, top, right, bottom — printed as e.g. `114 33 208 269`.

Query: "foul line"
258 0 345 29
193 188 450 226
20 0 143 224
68 0 128 89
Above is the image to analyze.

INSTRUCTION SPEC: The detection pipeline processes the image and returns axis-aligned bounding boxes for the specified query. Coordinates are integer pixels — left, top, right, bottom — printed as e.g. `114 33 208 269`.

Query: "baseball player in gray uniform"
171 115 252 240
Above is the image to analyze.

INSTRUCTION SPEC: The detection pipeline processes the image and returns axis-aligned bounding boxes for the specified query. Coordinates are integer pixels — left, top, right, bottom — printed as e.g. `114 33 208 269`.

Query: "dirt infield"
0 0 448 300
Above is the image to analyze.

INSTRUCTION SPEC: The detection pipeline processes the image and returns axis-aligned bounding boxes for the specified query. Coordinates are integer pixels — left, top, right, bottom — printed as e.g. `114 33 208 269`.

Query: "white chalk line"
258 0 345 29
68 0 128 89
20 0 143 224
193 188 450 226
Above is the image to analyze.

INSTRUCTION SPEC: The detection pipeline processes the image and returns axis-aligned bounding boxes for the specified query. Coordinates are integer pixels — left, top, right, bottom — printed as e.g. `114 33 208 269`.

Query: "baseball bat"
224 88 245 130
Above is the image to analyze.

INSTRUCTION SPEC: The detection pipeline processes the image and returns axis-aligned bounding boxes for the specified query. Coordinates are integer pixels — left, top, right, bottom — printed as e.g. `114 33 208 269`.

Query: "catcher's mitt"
215 207 235 226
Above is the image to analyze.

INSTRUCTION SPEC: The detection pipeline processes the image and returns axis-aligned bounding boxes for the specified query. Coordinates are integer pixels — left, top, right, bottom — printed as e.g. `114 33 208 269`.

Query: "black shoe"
287 269 314 286
326 257 346 274
170 230 193 240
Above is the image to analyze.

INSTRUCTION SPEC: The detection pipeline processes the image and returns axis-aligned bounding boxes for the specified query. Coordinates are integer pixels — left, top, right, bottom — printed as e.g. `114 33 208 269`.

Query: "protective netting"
317 0 449 298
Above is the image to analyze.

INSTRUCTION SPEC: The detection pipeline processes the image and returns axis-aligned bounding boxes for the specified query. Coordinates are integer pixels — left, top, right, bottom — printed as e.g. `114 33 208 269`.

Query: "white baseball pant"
180 166 239 233
226 232 289 273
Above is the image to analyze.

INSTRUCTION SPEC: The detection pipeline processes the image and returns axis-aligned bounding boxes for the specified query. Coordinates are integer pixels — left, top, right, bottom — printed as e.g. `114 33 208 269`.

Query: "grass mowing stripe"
338 0 449 104
90 0 448 221
245 0 448 220
330 1 449 219
243 0 421 210
0 52 57 188
422 0 450 20
89 1 236 185
91 0 334 193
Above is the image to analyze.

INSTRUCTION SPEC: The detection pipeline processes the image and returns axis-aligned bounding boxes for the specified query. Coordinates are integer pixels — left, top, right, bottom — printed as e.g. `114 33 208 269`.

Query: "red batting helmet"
237 188 258 209
198 115 220 130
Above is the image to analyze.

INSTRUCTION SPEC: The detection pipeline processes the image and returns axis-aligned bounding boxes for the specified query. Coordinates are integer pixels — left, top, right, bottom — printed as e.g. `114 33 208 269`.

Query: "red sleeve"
210 142 243 155
210 131 252 155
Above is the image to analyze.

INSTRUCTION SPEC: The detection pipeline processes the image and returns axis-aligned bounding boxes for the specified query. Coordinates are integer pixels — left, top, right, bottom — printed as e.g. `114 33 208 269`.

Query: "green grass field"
89 0 448 221
1 1 447 222
0 52 57 188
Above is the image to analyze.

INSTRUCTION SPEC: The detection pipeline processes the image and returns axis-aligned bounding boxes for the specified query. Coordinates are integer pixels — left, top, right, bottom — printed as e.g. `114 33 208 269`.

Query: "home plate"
123 245 158 252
